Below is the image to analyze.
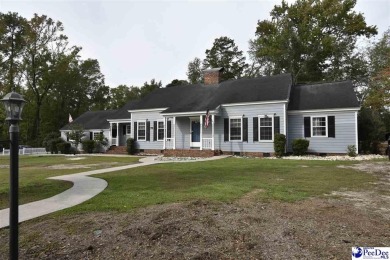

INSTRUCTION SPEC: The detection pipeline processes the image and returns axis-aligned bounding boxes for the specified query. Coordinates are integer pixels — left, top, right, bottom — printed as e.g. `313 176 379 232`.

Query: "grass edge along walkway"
0 155 229 228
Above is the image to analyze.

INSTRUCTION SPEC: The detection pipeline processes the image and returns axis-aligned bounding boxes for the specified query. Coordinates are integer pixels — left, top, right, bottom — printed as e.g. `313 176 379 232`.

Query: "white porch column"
163 117 167 149
173 117 176 149
116 122 119 146
108 122 112 146
212 115 215 150
200 115 203 150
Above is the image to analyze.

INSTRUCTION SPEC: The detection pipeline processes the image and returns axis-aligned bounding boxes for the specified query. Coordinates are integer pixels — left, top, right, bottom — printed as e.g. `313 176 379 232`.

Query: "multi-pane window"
138 121 146 140
157 121 164 141
259 117 273 141
230 118 242 141
93 132 100 140
126 124 131 135
312 117 327 136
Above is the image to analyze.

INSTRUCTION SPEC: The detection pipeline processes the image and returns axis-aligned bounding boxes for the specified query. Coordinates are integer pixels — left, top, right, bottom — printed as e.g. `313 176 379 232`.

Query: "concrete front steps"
106 146 128 155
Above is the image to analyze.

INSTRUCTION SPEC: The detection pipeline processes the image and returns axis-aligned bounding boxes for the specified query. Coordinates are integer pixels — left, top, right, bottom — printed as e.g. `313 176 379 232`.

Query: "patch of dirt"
0 197 389 260
0 161 388 259
47 162 119 170
66 157 86 161
236 189 265 206
335 162 390 220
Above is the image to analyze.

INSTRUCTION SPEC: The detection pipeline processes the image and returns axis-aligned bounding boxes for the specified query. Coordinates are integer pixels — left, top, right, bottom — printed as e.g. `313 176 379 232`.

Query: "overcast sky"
1 0 389 88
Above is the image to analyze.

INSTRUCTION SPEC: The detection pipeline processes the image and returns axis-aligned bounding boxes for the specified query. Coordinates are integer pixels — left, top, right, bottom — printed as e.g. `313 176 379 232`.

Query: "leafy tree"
203 36 248 81
79 59 110 111
94 132 108 152
139 79 161 98
358 107 386 153
166 79 189 87
187 57 203 84
42 131 63 154
67 124 85 151
0 12 27 93
109 84 131 109
365 29 390 110
22 14 74 142
249 0 377 84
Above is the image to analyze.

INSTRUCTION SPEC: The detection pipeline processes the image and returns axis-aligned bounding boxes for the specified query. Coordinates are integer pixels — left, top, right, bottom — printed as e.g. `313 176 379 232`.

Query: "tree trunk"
32 100 42 143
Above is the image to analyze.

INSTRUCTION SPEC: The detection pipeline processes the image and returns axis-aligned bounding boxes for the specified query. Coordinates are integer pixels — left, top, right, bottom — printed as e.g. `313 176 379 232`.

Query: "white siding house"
61 69 360 156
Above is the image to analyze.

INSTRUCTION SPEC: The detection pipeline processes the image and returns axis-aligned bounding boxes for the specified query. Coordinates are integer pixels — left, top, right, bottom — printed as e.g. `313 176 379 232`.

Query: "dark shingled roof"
128 73 292 113
61 74 360 131
108 100 139 120
60 110 116 130
288 81 360 111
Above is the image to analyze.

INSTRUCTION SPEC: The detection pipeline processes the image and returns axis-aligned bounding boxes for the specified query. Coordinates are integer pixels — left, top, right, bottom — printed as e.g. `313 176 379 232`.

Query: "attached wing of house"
60 68 360 155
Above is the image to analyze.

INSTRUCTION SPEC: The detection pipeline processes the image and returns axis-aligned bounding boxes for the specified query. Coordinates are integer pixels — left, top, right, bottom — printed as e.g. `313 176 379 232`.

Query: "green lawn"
65 158 376 213
0 155 141 209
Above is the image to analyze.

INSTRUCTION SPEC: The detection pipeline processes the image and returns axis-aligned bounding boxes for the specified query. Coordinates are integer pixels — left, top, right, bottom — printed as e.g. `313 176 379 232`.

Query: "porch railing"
110 138 117 146
202 138 213 150
166 138 175 149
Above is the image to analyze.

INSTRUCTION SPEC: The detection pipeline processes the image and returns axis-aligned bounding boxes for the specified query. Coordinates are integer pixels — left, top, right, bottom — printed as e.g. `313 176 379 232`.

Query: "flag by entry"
204 109 210 128
69 114 73 123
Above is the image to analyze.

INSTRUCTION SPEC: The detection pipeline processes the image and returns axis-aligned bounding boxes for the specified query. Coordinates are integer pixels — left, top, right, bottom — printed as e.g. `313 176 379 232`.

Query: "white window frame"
137 120 146 141
126 124 131 135
92 132 101 140
157 120 165 141
311 116 328 137
258 115 274 142
229 116 243 141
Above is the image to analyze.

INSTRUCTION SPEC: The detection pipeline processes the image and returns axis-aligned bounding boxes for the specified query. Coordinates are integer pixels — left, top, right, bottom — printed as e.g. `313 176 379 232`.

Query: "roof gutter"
161 109 219 117
128 107 168 113
221 100 289 107
288 107 360 114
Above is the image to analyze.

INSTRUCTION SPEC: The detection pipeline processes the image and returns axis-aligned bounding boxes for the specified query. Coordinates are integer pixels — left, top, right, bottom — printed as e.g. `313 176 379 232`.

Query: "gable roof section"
60 110 116 131
288 81 360 111
129 73 292 113
210 73 291 106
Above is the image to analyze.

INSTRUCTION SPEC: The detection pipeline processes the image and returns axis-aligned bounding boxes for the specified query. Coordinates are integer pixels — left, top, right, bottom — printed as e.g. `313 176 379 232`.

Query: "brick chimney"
203 67 224 85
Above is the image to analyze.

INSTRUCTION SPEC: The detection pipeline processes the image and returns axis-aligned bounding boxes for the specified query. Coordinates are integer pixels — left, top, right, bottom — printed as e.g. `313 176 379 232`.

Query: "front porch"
163 114 216 151
108 120 131 146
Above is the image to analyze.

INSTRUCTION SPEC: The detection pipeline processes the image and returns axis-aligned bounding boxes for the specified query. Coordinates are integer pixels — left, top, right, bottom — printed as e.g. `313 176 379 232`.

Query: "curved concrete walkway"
0 155 229 228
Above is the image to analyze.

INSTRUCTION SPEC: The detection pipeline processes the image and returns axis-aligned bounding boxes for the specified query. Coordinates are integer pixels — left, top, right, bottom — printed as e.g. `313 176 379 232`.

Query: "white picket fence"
2 148 47 155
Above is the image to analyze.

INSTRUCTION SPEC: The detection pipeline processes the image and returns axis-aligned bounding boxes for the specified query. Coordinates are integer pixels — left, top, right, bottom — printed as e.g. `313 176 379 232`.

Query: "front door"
191 120 201 147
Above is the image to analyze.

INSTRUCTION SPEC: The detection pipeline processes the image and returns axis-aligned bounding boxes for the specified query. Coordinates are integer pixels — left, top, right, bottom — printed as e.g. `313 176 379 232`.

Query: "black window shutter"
90 132 93 140
153 121 157 141
253 117 258 142
304 117 311 138
146 121 150 141
328 116 335 138
167 121 172 138
274 116 280 134
224 118 229 142
134 122 137 140
243 118 248 142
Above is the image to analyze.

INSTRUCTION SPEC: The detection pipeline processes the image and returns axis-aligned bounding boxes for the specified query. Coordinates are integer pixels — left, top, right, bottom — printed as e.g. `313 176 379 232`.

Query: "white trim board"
222 100 288 107
107 119 131 123
288 107 360 114
128 108 167 113
161 110 218 116
61 129 109 132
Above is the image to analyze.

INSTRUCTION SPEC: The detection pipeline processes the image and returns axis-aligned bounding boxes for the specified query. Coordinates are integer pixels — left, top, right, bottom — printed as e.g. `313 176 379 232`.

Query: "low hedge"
292 139 310 155
82 140 96 154
274 133 286 157
126 138 137 155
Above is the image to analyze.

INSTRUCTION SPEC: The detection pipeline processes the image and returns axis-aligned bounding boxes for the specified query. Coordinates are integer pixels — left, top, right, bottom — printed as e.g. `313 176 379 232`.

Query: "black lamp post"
1 92 26 260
